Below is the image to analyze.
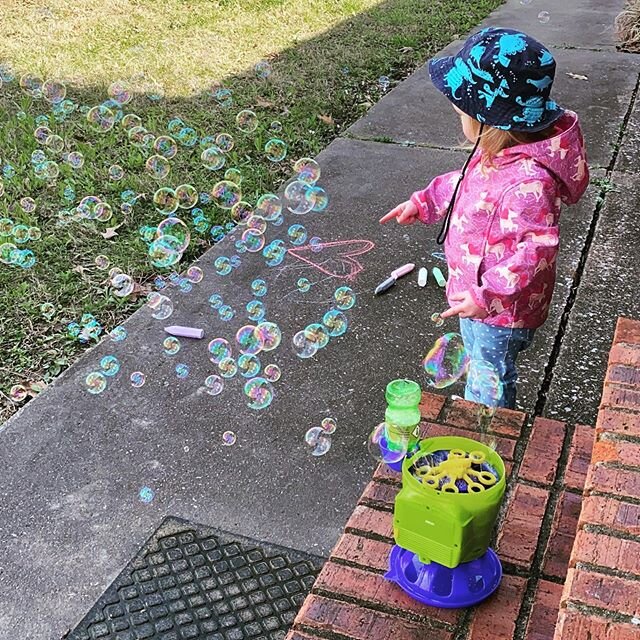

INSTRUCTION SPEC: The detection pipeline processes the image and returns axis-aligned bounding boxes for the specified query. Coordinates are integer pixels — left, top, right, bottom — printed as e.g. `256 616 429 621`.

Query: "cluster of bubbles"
304 417 337 457
68 313 103 343
0 216 39 268
293 287 355 358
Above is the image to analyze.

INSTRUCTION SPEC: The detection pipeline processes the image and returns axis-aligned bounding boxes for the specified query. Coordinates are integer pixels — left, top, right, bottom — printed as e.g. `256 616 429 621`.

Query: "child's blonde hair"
466 118 557 162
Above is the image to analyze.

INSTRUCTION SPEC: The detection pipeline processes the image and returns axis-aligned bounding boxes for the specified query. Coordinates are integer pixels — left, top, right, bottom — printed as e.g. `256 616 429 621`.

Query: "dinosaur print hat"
429 27 565 132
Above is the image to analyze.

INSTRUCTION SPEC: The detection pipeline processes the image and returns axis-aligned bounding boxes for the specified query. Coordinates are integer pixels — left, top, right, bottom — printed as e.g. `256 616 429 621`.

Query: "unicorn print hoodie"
411 110 589 329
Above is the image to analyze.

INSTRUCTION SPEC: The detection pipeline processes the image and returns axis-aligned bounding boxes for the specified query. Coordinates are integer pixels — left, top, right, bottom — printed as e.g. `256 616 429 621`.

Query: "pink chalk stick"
164 325 204 339
391 263 415 279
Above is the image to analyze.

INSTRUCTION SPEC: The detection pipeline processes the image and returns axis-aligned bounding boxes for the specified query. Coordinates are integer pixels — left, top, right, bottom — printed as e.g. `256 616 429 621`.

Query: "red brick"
543 491 582 580
579 495 640 537
313 561 460 627
442 399 480 429
373 464 402 485
524 580 563 640
331 533 393 572
597 407 640 438
564 424 594 491
296 594 453 640
571 530 640 577
286 632 324 640
608 343 640 368
585 464 640 500
554 608 640 640
520 417 566 486
490 407 527 438
601 384 640 411
607 364 640 388
468 575 527 640
562 568 640 617
419 392 446 420
613 316 640 346
345 505 393 540
592 437 640 468
360 481 399 509
497 483 549 568
421 422 516 461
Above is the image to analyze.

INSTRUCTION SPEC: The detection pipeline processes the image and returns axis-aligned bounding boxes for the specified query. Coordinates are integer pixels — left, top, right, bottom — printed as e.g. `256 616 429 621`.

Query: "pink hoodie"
411 110 589 329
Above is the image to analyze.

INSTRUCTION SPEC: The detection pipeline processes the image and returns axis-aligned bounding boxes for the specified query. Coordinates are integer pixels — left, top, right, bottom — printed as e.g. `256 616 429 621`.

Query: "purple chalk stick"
164 325 204 339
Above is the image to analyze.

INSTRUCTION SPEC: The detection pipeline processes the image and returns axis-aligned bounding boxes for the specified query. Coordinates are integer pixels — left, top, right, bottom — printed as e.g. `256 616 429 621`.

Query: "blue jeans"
459 318 535 410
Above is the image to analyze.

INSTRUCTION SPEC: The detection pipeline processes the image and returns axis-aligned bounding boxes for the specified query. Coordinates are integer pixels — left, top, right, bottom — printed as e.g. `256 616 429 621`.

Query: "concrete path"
1 1 639 638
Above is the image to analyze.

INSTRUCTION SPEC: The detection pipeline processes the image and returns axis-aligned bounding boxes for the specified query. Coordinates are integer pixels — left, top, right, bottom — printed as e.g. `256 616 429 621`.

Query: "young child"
380 27 589 409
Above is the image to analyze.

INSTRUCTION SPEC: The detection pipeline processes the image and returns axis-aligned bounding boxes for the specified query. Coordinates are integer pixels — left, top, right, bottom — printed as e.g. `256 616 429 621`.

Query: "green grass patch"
0 0 502 422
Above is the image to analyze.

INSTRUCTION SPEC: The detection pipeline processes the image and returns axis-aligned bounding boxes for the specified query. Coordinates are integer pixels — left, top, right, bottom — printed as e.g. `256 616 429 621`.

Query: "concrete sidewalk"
1 1 639 638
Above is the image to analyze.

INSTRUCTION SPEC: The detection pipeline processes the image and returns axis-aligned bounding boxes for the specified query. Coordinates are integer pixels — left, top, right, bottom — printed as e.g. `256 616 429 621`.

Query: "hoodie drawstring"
436 123 484 245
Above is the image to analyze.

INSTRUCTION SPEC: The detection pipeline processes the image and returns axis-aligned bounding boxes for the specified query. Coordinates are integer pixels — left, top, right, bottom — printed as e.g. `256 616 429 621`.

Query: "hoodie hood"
499 110 589 204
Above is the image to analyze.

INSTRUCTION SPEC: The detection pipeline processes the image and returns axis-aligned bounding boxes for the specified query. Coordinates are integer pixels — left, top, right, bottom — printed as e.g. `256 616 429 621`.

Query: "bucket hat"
429 27 564 132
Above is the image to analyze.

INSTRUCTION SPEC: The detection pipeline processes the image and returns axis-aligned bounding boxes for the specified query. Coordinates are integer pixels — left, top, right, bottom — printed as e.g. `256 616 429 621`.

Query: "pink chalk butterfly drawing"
288 239 375 280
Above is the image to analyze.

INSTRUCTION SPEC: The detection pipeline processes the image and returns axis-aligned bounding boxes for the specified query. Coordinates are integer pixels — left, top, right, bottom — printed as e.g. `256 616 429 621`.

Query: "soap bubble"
378 76 390 91
263 364 281 382
322 309 349 337
10 384 28 402
209 294 224 310
111 273 134 297
204 375 224 396
211 180 241 209
321 417 337 434
108 165 124 181
128 125 152 148
263 240 287 266
231 201 253 225
269 120 283 132
20 197 36 213
100 355 121 377
145 155 171 180
215 133 234 152
20 73 43 97
215 256 232 275
42 79 66 103
238 353 261 378
288 224 307 246
310 186 329 212
177 126 198 146
255 194 282 220
293 330 318 359
45 134 65 153
246 300 266 322
108 80 132 105
186 265 203 283
222 430 236 446
208 338 232 364
110 326 127 342
218 357 238 378
147 293 174 320
538 10 550 23
86 371 107 394
40 302 56 320
219 305 235 321
304 324 330 349
236 109 258 132
138 486 154 503
297 277 311 293
121 114 142 130
255 322 281 351
334 286 356 310
176 184 198 209
244 377 274 410
251 279 267 297
431 312 444 327
153 187 179 214
467 359 504 410
163 336 181 355
86 105 115 132
65 151 84 169
156 217 190 252
305 427 331 456
153 135 178 159
293 158 321 185
422 332 470 388
236 324 264 355
367 423 408 464
148 236 182 268
175 363 190 379
284 180 314 214
264 138 287 162
130 372 146 388
242 228 265 253
201 146 226 170
254 60 272 79
225 168 242 183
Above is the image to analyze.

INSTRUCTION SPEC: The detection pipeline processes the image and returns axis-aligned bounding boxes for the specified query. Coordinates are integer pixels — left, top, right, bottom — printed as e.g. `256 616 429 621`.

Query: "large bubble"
422 332 470 388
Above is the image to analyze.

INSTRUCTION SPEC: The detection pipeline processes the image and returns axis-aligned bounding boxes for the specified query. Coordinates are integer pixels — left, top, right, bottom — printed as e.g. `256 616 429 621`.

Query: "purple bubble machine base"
379 437 419 473
385 544 502 608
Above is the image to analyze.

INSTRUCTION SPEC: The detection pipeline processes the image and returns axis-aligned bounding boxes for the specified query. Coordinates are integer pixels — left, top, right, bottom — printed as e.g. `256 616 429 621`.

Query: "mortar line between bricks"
329 555 387 576
575 561 640 582
566 601 640 626
532 71 640 419
512 421 577 640
344 527 394 544
583 523 640 543
297 622 359 640
600 431 640 445
359 499 394 513
590 489 640 506
311 587 457 632
452 607 475 640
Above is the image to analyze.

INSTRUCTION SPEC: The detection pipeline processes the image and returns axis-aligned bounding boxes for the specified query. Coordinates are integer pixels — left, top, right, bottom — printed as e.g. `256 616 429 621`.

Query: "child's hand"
441 291 488 320
379 200 419 225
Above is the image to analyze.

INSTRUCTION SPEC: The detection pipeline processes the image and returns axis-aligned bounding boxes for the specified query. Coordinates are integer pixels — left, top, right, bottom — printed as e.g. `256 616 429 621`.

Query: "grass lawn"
0 0 502 422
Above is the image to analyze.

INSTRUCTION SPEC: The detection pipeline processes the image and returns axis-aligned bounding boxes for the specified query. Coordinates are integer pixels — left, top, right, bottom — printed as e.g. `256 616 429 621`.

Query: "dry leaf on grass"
318 114 335 126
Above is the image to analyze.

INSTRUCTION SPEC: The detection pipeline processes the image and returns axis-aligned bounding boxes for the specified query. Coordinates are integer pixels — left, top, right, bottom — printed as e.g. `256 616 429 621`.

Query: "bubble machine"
385 435 506 608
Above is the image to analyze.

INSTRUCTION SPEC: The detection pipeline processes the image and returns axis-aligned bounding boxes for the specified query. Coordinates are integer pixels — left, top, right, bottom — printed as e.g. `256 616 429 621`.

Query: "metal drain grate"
64 517 324 640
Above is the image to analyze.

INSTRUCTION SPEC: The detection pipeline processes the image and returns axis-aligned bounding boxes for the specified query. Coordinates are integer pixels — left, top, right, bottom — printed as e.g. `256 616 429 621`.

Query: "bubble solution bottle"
380 379 422 470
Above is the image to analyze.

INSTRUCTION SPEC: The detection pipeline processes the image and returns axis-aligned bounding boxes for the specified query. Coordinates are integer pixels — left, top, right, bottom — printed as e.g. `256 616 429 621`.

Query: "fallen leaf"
254 97 276 108
318 114 335 126
566 72 588 81
101 227 119 239
400 46 414 54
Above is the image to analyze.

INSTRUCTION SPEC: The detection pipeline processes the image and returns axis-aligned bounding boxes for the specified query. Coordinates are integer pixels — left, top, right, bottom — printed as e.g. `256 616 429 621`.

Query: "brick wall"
555 317 640 638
